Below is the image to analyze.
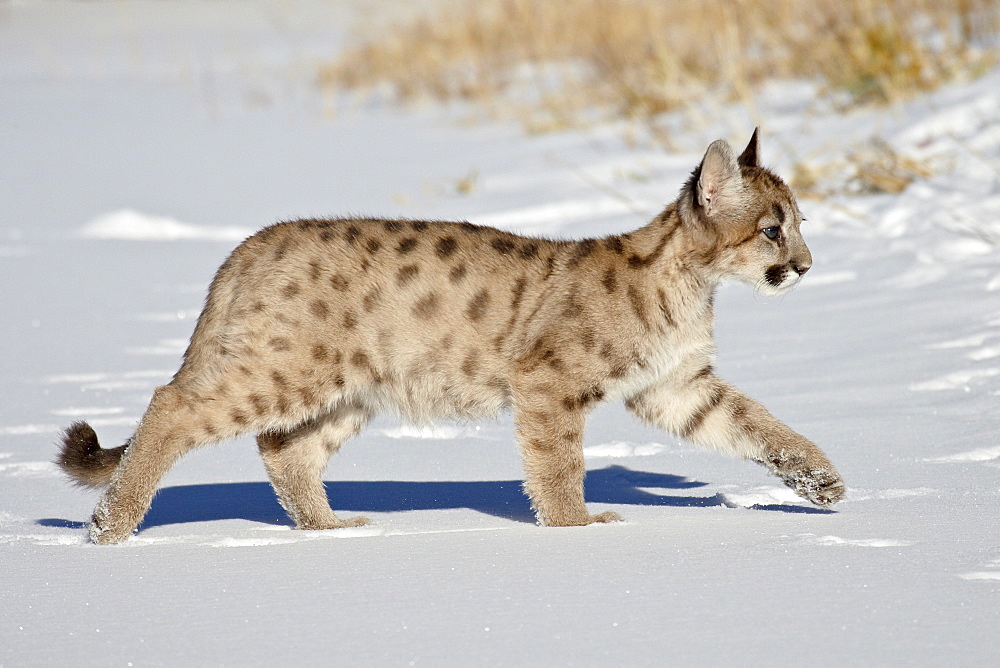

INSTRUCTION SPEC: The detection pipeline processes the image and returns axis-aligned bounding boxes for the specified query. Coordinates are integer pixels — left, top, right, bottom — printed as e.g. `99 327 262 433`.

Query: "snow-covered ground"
2 2 998 665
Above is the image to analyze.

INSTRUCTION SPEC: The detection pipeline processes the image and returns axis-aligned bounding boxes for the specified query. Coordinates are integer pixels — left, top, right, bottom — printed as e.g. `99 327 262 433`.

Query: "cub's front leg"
626 372 845 506
512 385 622 526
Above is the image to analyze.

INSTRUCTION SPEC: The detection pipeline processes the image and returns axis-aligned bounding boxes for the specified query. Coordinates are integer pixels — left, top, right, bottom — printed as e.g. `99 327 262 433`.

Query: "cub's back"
182 218 568 420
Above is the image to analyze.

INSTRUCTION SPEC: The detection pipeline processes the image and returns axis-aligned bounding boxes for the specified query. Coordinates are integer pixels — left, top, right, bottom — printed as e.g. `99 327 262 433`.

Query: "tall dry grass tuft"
320 0 1000 132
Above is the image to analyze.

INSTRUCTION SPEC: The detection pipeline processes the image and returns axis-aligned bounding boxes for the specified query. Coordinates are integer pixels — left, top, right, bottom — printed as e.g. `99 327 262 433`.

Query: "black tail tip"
56 421 104 487
60 421 100 460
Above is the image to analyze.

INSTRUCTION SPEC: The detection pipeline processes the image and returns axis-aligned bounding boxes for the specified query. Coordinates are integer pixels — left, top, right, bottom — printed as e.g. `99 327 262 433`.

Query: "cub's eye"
762 227 780 240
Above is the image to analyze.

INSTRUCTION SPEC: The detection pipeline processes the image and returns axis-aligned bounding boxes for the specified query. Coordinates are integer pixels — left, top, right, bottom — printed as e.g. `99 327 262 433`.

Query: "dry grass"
320 0 1000 133
791 138 940 198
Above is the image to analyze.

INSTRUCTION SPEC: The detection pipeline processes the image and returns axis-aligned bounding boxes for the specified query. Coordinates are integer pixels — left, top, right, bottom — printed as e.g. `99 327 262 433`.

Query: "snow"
2 1 999 665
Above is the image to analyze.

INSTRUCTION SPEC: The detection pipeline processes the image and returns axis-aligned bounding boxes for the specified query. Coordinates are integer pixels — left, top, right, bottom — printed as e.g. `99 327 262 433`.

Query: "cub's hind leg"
257 401 374 530
90 381 232 544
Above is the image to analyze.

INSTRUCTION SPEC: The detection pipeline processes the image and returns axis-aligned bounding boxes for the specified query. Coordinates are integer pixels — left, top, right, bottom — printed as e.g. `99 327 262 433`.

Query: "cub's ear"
696 139 743 217
737 127 760 168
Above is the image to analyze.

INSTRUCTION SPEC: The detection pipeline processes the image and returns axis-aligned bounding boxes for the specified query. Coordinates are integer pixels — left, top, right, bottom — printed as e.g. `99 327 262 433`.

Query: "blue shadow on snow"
39 464 830 531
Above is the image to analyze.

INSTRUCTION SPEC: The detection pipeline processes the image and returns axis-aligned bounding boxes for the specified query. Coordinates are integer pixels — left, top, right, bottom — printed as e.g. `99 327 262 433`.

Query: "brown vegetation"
320 0 1000 132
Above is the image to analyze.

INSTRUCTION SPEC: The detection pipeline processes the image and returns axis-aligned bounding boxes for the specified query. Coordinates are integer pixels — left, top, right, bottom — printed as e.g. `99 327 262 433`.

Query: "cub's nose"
792 261 811 276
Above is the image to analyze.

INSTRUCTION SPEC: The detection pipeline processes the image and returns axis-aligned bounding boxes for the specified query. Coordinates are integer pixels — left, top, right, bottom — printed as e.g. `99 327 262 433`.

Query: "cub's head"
680 129 811 296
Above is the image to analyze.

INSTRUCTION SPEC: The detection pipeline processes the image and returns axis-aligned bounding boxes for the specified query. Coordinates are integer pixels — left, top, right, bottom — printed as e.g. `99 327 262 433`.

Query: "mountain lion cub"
59 129 844 544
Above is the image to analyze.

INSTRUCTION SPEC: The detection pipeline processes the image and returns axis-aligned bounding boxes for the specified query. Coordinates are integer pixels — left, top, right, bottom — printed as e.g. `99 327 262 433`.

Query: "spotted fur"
57 130 844 544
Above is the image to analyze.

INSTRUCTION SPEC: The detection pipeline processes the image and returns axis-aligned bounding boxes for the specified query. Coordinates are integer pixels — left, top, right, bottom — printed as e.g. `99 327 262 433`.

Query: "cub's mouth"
761 264 805 295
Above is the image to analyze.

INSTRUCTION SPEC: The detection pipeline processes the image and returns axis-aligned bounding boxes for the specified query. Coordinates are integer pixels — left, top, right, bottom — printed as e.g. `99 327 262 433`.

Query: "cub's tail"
56 421 128 488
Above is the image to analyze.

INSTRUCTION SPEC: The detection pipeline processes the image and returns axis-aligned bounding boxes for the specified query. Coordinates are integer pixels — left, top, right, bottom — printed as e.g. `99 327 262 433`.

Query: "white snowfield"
2 2 998 665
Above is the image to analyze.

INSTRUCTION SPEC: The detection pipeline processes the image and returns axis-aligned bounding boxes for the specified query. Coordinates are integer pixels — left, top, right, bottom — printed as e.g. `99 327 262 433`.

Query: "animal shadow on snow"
40 464 829 532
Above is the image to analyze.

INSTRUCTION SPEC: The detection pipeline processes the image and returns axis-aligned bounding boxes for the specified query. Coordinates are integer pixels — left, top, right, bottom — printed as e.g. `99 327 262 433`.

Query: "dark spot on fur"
465 289 490 322
692 364 714 382
460 222 481 233
248 394 268 417
682 384 727 438
449 263 467 283
308 260 323 282
627 224 677 269
251 301 266 313
602 267 617 293
568 239 596 267
627 285 651 329
436 237 458 258
656 288 676 327
461 350 480 377
397 237 418 254
273 240 290 262
343 311 358 329
281 282 301 299
384 220 404 233
413 292 440 318
312 344 330 362
366 238 381 254
544 255 556 280
510 277 527 310
410 221 429 232
230 409 250 426
330 274 350 292
344 225 361 246
269 337 291 352
397 264 420 286
491 238 515 256
772 203 786 224
604 236 624 254
350 351 368 367
362 287 382 312
296 384 319 408
520 243 539 260
561 285 583 319
310 299 330 321
563 386 605 411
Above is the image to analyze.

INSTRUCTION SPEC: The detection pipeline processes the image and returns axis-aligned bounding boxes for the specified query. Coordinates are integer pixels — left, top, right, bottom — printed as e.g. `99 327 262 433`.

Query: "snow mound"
0 461 59 477
925 445 1000 463
802 534 915 548
80 209 252 242
959 572 1000 581
717 486 806 507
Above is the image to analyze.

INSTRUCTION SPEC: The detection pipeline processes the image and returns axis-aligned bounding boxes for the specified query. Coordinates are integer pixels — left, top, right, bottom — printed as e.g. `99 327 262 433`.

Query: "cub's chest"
602 316 716 400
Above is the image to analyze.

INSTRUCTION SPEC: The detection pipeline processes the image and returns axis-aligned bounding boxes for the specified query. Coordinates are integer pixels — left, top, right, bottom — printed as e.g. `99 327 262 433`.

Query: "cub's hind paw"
89 520 133 545
337 515 372 528
300 515 372 530
589 511 624 524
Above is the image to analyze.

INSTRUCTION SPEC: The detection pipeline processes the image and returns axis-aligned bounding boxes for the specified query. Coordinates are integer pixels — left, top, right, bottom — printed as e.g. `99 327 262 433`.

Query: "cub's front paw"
780 465 845 507
761 446 845 508
588 511 624 524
